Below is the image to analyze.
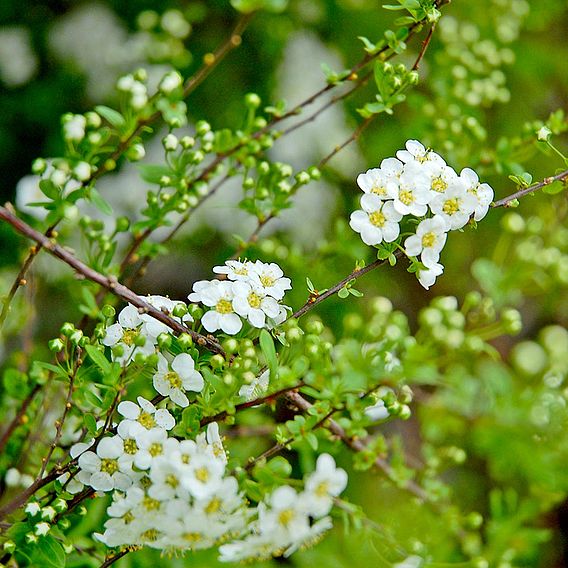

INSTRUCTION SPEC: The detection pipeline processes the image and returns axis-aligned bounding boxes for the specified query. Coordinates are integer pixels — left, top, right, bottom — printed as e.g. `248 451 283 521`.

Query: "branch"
492 168 568 207
0 205 224 356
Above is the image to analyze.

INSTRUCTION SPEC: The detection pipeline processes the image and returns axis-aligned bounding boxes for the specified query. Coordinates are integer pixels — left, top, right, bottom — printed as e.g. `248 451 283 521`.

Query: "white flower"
379 157 404 179
163 133 178 151
188 280 243 335
159 70 183 94
388 163 431 217
349 195 403 245
260 486 310 542
148 457 188 501
206 422 227 464
25 502 41 517
35 522 50 536
181 452 225 499
153 353 204 407
77 436 133 492
232 281 280 328
213 259 254 281
417 262 444 290
249 261 292 300
423 162 458 197
133 428 179 470
459 168 494 222
117 396 175 439
302 454 348 517
396 139 445 167
394 556 424 568
102 304 155 365
356 167 397 200
63 114 86 142
283 516 333 557
404 215 448 267
238 369 269 401
429 179 477 230
140 294 193 337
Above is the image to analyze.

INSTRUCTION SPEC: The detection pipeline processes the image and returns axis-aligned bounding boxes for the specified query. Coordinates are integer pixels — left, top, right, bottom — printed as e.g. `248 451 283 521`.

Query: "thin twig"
492 168 568 207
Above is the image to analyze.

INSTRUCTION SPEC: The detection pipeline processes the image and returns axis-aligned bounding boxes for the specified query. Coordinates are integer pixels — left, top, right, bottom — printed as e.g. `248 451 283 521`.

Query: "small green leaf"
259 329 278 380
95 105 125 129
84 413 97 435
338 287 349 299
84 345 112 374
138 164 174 185
306 277 315 292
39 179 60 200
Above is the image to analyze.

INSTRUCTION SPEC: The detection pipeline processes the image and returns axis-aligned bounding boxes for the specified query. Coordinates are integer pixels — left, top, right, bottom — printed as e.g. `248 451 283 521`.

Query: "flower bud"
126 143 146 161
48 338 65 353
163 133 179 151
32 158 47 175
177 333 193 349
210 354 225 369
245 92 261 108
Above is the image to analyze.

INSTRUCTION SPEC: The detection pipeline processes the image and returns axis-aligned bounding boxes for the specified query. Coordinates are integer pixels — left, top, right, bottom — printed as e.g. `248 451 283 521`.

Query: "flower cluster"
219 454 348 562
350 140 494 289
89 418 250 552
189 259 292 335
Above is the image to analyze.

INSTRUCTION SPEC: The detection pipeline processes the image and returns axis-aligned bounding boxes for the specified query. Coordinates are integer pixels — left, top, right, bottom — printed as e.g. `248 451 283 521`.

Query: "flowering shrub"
0 1 568 567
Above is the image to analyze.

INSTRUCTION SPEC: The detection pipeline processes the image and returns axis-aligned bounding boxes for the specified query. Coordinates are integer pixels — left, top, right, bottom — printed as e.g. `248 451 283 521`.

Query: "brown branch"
0 205 225 356
100 547 131 568
492 168 568 207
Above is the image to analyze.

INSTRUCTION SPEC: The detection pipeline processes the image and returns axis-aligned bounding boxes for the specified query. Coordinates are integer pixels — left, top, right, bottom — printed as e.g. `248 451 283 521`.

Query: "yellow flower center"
121 329 139 347
399 189 414 205
371 184 387 196
442 198 460 215
421 232 436 248
123 439 138 454
205 497 222 514
278 509 295 527
183 532 202 543
260 274 276 287
431 177 447 193
315 481 330 498
143 496 161 511
181 454 190 464
369 211 386 227
165 371 182 389
100 458 119 475
216 298 233 314
195 467 210 483
166 474 179 488
123 511 135 524
141 529 158 542
247 292 262 309
137 411 156 430
234 267 248 276
149 442 163 457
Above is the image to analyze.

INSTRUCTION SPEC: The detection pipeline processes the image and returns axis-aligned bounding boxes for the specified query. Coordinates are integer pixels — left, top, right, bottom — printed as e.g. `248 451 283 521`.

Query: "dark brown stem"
100 547 131 568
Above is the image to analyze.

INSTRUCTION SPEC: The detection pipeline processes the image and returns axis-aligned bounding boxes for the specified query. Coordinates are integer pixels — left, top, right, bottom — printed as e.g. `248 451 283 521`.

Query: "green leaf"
306 277 315 292
337 287 349 299
138 164 173 184
231 0 288 13
95 105 125 129
30 535 66 568
39 179 60 200
90 187 113 216
84 345 111 374
3 368 29 399
84 413 97 435
259 329 278 380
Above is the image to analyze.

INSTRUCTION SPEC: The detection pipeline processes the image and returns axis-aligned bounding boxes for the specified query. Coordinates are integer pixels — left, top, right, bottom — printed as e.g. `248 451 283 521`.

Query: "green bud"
134 334 147 347
344 313 363 331
177 333 193 350
126 143 146 161
210 354 225 369
53 498 67 513
69 330 83 345
187 304 203 319
223 373 235 385
511 341 548 375
466 512 483 529
399 385 413 404
195 120 211 136
222 338 239 354
32 158 47 175
306 320 324 335
3 540 16 554
48 338 65 353
85 111 101 128
254 117 267 129
398 405 412 420
181 135 195 148
103 158 116 172
157 333 172 350
242 371 256 384
101 305 116 319
245 92 261 108
308 166 321 180
60 322 75 337
501 308 522 335
286 327 303 342
295 171 310 185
